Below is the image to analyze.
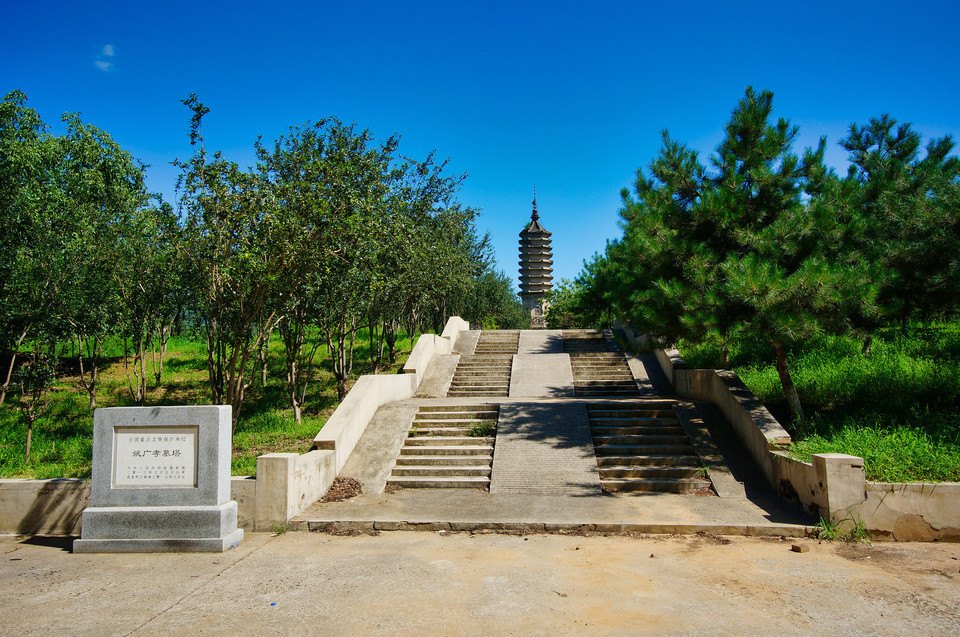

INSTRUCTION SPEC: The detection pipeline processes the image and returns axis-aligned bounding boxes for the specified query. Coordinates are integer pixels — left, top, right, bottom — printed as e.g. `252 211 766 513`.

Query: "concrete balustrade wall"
644 338 960 540
0 316 471 536
402 334 453 386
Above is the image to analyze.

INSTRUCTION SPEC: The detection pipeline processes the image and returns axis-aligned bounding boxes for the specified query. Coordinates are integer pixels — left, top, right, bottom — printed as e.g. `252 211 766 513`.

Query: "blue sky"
3 1 959 289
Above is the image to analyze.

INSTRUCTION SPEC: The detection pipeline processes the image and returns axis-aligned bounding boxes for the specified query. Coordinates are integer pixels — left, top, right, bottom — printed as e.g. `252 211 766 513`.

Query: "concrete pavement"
4 531 959 636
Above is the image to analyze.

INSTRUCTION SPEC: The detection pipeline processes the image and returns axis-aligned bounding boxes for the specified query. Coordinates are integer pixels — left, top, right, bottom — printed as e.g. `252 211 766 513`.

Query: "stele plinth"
73 405 243 553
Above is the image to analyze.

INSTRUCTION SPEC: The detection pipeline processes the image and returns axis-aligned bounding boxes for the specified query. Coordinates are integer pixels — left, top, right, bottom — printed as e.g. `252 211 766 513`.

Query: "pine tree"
598 88 878 423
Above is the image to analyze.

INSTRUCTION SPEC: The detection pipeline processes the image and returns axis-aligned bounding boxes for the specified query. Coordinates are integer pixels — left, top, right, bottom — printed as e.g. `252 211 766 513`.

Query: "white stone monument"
73 405 243 553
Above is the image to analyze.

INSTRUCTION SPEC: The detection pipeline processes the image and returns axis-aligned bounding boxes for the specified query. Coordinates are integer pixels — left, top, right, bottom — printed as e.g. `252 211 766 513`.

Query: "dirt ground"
2 531 958 636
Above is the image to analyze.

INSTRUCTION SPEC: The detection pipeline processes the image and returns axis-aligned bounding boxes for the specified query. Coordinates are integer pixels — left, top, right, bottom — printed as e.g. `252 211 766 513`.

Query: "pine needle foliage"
587 88 879 423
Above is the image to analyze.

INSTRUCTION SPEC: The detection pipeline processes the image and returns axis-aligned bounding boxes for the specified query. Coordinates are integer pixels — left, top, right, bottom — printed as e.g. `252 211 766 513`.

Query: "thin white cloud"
95 44 116 72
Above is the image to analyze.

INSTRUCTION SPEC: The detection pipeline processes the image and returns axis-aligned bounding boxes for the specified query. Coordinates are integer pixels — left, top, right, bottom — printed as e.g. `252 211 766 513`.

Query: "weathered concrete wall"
314 374 418 473
853 482 960 541
440 316 470 341
654 349 858 520
650 343 960 539
0 479 89 535
254 450 337 531
231 476 256 531
403 334 453 386
668 366 791 485
325 315 468 472
1 475 297 535
653 347 685 387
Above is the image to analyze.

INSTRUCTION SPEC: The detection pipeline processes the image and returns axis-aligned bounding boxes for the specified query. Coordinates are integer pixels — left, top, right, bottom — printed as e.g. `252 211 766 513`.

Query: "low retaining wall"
402 334 453 386
0 479 90 536
0 474 312 535
319 315 469 473
648 341 960 540
1 316 471 536
313 374 418 473
854 482 960 541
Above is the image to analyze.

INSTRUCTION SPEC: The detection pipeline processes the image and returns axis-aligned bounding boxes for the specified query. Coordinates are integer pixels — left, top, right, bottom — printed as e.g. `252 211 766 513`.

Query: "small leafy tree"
13 353 56 463
176 95 289 428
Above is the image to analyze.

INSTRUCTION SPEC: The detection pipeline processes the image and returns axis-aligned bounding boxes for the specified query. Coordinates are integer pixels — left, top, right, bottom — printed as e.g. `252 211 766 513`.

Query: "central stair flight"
387 405 499 489
587 403 709 493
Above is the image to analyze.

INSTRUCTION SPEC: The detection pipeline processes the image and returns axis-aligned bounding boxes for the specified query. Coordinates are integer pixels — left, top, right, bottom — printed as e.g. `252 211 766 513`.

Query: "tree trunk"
0 325 31 408
258 326 272 386
24 413 34 463
773 341 805 425
861 335 873 357
720 342 730 368
76 334 100 411
386 320 397 364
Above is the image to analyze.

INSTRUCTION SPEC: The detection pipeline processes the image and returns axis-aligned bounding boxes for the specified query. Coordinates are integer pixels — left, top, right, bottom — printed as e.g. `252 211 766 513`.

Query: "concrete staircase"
387 405 498 489
569 353 639 396
562 329 618 353
587 403 710 493
562 329 638 396
447 355 513 397
474 330 520 354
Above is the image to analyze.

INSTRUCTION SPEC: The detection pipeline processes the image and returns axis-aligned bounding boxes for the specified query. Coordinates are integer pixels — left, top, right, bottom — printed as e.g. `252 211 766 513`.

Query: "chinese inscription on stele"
112 426 199 488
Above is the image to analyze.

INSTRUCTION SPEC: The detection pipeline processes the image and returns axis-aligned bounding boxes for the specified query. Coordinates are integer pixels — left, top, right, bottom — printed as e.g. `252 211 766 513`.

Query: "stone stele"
73 405 243 553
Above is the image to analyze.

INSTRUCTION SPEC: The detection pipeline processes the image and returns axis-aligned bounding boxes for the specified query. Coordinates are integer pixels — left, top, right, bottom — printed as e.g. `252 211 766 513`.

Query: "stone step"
571 364 627 368
575 380 636 386
591 426 685 436
601 478 711 493
447 389 510 396
588 412 676 419
414 410 499 419
449 379 510 384
576 383 636 388
404 436 492 446
592 434 690 445
412 427 477 437
391 465 492 477
399 445 493 456
593 444 695 455
575 390 640 396
386 476 490 488
412 418 498 427
570 355 625 359
590 415 679 423
574 371 631 376
418 405 499 413
595 454 701 467
599 466 702 479
572 371 632 376
452 371 511 376
395 454 494 466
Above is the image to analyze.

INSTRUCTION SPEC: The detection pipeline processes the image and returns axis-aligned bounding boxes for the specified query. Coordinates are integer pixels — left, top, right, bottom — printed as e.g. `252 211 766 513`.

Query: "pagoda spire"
518 190 553 328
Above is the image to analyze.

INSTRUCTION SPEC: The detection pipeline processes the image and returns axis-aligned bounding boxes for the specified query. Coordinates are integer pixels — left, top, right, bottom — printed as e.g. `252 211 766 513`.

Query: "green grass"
468 420 497 437
679 322 960 483
0 327 414 479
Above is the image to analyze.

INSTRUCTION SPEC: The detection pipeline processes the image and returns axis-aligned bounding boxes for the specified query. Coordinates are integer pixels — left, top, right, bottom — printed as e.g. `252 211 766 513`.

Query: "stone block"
74 405 241 553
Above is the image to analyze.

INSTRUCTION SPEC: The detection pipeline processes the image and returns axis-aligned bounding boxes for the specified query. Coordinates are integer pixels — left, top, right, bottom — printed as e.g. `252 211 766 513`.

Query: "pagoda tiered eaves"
518 197 554 299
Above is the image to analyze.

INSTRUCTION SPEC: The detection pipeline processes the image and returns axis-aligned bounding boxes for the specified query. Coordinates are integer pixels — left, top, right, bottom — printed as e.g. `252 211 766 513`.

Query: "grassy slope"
680 323 960 482
0 331 412 479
